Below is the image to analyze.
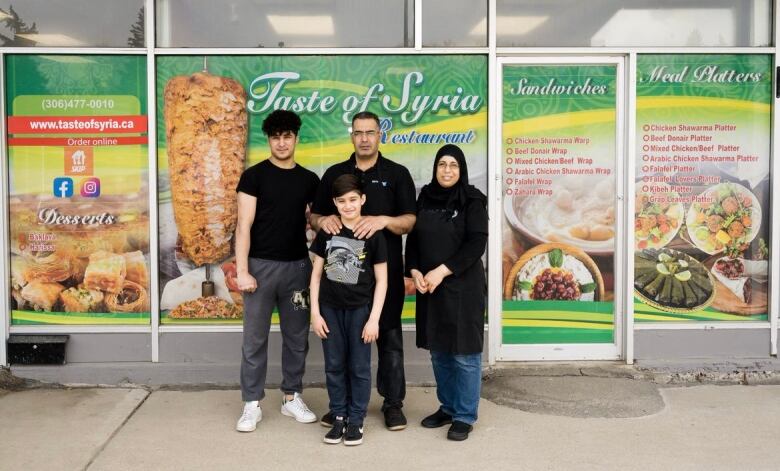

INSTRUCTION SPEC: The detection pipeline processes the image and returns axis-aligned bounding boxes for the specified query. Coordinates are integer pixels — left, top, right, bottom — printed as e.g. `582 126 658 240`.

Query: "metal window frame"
1 0 779 367
0 52 6 366
146 0 160 362
770 0 780 355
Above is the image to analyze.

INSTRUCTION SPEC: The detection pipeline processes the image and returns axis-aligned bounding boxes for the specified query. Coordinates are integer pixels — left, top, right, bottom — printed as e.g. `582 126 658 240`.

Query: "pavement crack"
82 389 151 471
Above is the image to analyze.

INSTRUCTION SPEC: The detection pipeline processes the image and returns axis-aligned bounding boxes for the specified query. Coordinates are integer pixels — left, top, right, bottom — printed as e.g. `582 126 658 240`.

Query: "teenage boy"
310 174 388 446
235 109 320 432
310 111 416 431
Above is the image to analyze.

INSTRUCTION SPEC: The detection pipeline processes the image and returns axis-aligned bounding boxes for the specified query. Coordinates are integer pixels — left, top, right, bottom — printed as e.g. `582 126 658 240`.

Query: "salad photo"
685 182 761 255
634 185 683 250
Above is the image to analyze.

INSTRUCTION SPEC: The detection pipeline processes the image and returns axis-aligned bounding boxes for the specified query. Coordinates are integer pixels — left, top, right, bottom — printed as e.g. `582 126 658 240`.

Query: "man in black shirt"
235 110 320 432
311 111 417 431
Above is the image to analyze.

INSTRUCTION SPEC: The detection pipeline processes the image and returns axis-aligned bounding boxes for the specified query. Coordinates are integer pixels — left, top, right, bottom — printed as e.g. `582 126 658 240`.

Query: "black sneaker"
383 406 407 431
343 423 364 446
421 409 452 428
323 417 346 444
320 411 335 428
447 420 473 441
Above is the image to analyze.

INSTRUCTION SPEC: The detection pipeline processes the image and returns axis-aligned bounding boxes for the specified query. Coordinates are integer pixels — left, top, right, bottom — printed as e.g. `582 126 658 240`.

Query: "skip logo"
64 147 93 176
53 177 74 198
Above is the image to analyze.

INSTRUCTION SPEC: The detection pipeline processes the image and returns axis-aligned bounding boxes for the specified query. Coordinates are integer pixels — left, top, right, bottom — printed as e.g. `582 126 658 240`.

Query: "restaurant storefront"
1 1 778 376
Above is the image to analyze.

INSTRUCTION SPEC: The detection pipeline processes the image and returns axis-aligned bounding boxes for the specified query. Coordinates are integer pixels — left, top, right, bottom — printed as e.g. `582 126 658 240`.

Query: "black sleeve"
371 231 388 265
395 166 417 216
404 196 422 275
236 166 259 196
309 230 328 258
443 199 488 276
311 168 337 216
404 227 419 276
307 171 320 205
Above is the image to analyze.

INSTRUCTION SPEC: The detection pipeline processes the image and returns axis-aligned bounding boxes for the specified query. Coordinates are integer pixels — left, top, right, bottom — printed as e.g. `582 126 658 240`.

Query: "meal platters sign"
635 55 771 322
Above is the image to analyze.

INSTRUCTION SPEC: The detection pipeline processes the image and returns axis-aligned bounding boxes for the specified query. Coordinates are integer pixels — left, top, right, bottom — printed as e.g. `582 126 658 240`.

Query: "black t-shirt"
310 226 388 309
236 159 319 261
311 153 416 324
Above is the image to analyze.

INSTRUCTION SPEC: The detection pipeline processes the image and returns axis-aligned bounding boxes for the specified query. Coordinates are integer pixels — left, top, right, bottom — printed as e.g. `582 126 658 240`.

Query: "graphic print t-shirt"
310 226 387 308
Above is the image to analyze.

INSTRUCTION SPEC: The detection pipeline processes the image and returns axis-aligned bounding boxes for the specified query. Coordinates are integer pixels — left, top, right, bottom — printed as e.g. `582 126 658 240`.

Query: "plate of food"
707 256 768 315
634 248 715 313
634 184 684 250
504 175 615 255
11 248 150 314
503 242 605 301
685 182 761 255
169 296 243 319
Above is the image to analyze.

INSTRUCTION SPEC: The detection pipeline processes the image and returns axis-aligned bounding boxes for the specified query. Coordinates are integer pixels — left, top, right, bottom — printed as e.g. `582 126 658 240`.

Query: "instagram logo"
80 177 101 197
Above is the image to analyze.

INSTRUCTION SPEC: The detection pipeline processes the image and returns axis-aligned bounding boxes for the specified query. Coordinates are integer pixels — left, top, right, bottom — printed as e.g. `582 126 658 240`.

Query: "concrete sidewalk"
2 378 780 470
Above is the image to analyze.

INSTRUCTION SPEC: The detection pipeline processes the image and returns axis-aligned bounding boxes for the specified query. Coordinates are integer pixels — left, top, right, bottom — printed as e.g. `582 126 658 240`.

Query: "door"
496 57 626 360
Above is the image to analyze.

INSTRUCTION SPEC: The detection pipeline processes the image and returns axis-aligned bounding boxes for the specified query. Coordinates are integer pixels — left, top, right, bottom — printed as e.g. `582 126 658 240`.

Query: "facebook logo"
53 177 74 198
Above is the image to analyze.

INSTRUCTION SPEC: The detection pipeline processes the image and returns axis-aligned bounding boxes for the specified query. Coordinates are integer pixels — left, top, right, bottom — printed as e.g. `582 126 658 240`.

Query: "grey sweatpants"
240 257 312 402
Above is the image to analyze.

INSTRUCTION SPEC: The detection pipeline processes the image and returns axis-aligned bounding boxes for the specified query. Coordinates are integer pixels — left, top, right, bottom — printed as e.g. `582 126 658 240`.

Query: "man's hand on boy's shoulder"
315 214 342 235
353 216 388 239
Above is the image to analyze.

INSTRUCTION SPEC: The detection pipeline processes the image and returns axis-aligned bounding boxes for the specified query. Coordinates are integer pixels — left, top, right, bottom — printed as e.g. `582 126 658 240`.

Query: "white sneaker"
236 401 262 432
280 392 317 423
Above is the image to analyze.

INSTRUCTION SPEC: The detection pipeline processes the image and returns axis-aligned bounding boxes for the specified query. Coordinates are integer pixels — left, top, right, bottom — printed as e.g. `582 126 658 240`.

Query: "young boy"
309 174 388 446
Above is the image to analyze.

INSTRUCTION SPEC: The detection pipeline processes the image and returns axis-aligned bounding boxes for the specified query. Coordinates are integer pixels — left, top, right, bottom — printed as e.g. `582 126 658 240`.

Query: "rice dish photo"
504 243 604 302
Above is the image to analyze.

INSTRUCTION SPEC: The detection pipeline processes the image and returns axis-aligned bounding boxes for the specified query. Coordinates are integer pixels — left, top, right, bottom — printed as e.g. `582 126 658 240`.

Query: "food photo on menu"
158 67 248 322
633 175 769 317
9 195 151 318
503 173 615 306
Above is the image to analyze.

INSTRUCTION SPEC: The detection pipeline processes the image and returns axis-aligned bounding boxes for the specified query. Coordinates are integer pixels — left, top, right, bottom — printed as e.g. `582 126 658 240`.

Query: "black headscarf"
419 144 486 211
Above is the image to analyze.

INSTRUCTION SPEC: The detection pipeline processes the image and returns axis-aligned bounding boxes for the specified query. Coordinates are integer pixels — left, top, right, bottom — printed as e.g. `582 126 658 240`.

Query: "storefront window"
156 0 414 48
6 55 151 325
500 61 619 345
0 1 145 47
155 54 487 324
423 0 487 47
497 0 772 47
634 54 772 323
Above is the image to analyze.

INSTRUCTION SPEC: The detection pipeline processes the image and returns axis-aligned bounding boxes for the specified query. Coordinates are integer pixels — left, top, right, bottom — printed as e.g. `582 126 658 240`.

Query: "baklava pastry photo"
84 251 127 294
105 280 149 313
21 280 65 312
60 287 105 313
123 250 149 287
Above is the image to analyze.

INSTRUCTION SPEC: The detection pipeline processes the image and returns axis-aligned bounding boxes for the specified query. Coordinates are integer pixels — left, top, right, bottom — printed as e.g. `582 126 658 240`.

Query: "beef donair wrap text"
164 71 247 266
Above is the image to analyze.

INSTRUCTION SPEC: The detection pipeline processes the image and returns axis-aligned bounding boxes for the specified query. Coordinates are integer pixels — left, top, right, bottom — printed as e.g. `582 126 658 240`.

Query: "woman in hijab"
405 144 488 441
